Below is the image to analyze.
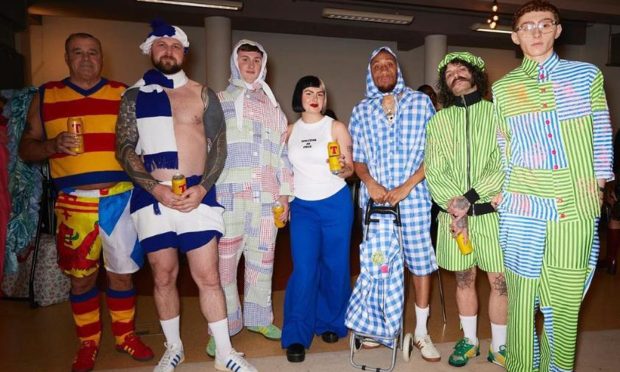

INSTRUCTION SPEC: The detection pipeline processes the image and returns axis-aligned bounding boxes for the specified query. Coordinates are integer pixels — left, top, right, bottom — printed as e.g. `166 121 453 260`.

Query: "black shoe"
286 343 305 363
321 331 339 343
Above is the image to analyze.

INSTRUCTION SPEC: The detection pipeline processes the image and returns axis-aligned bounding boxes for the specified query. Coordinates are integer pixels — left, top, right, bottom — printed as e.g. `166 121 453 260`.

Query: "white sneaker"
215 350 258 372
361 338 381 349
414 334 441 362
153 342 184 372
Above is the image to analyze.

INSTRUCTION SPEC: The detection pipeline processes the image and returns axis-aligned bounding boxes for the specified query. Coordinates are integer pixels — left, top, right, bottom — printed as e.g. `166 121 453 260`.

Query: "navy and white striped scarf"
132 69 188 172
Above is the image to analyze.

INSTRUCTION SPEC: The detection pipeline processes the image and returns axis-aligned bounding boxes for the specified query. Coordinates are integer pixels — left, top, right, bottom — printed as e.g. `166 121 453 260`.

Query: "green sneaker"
205 337 216 358
246 324 282 340
487 344 506 368
448 338 480 367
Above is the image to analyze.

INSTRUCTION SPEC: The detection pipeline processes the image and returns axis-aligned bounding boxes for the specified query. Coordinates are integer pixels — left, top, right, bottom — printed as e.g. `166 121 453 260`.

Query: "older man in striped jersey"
493 1 614 371
20 32 154 372
425 52 507 368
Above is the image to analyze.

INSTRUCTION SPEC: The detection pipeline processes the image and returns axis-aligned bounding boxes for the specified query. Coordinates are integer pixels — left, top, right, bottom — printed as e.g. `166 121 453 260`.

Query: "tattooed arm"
115 88 159 192
199 87 227 193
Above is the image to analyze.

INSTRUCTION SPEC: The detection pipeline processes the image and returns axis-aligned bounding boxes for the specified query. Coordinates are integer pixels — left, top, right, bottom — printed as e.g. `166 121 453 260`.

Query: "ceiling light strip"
322 8 413 25
136 0 242 11
471 23 512 34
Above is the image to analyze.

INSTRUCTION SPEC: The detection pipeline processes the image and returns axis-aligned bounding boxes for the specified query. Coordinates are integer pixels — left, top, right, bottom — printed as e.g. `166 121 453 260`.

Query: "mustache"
450 76 470 88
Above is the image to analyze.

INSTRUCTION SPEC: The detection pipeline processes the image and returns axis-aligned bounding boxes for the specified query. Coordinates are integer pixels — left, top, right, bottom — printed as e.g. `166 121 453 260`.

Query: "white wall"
581 24 620 132
26 15 620 129
27 17 206 89
231 30 396 123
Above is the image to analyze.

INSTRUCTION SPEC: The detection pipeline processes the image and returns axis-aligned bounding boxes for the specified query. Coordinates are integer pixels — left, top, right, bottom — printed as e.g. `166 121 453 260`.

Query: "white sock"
414 305 430 337
160 316 182 347
491 322 507 352
459 314 478 345
210 318 233 361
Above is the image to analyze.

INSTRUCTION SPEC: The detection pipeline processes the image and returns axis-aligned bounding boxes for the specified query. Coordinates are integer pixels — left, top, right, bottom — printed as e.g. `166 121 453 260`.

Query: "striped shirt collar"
521 52 560 79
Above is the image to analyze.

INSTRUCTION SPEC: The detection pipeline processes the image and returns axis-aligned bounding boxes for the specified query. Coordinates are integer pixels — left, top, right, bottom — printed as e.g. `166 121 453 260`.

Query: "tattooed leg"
487 272 508 325
455 267 478 316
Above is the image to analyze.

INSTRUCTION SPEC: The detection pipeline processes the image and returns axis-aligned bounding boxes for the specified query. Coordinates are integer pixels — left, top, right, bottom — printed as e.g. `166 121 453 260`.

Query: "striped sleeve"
470 136 503 201
590 70 614 181
492 89 513 186
425 114 461 210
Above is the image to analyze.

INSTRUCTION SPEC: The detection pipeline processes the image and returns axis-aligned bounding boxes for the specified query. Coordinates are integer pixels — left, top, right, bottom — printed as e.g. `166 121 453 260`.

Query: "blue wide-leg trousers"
281 185 353 348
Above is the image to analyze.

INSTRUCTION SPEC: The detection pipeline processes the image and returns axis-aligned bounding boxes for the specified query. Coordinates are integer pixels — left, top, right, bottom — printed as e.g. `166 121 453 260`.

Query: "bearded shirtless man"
115 21 257 372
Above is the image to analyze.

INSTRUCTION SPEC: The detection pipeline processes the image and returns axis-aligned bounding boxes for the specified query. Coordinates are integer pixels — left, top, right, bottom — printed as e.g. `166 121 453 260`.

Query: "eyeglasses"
515 20 558 34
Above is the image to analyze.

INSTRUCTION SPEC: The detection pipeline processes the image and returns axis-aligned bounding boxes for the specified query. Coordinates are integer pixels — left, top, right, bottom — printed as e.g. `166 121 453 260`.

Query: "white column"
424 34 447 88
205 16 231 92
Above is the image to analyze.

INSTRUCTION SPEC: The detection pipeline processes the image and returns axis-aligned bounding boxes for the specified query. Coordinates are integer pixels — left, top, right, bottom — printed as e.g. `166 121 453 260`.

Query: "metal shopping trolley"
345 200 414 372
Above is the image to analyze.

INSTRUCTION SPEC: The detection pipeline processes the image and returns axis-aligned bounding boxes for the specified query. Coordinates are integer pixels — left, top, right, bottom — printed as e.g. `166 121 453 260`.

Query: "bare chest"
166 87 204 129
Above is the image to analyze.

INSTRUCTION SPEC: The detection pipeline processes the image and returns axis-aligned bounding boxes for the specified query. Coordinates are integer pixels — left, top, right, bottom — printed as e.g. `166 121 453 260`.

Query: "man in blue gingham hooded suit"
347 46 441 361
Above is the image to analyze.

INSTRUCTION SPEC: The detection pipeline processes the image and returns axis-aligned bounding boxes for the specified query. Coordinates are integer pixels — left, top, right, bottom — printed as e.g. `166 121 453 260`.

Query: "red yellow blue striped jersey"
40 78 129 190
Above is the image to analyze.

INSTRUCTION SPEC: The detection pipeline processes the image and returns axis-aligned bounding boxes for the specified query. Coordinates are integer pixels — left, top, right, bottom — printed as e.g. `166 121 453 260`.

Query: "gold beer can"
455 233 473 255
272 201 286 228
327 141 342 175
171 173 187 195
66 117 84 154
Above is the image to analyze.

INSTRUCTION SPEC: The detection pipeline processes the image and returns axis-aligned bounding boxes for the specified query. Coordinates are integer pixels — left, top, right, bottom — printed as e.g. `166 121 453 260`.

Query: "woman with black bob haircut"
281 75 354 363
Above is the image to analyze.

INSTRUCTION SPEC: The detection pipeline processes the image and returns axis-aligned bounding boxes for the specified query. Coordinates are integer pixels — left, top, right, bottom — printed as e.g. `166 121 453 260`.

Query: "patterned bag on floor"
33 233 70 306
1 234 69 306
1 245 34 298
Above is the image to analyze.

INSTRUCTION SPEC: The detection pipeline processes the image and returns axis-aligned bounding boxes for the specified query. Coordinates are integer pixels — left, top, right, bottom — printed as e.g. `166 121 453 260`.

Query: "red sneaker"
115 333 155 361
72 340 99 372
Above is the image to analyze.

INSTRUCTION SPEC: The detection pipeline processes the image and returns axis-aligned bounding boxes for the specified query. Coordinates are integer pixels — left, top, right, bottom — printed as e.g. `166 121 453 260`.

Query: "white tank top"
288 116 346 201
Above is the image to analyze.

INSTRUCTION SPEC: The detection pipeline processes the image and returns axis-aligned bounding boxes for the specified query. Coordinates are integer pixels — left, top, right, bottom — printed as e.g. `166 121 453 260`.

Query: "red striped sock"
70 287 101 344
106 288 136 344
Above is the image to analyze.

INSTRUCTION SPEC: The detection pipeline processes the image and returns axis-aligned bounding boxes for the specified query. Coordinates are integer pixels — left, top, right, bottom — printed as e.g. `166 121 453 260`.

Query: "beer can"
327 141 342 175
66 117 84 154
455 233 473 255
171 173 187 195
272 201 286 228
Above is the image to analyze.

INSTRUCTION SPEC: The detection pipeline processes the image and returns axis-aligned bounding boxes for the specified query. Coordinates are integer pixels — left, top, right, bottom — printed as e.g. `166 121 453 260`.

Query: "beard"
153 56 182 74
376 79 397 93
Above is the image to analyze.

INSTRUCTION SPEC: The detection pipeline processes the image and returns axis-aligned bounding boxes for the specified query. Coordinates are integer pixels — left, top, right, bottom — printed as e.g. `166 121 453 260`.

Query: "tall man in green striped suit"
493 1 614 371
425 52 507 368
